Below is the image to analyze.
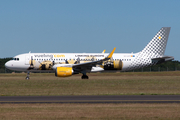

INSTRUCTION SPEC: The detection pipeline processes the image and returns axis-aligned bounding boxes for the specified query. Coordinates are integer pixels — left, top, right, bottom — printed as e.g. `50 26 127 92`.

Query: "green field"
0 103 180 120
0 71 180 96
1 72 180 119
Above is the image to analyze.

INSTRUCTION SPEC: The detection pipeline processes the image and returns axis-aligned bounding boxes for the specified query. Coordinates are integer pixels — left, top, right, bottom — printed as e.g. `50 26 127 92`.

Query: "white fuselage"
5 52 136 72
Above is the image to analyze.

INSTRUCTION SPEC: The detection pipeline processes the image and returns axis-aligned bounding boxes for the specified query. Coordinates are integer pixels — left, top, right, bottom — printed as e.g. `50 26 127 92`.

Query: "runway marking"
1 100 180 104
1 95 180 103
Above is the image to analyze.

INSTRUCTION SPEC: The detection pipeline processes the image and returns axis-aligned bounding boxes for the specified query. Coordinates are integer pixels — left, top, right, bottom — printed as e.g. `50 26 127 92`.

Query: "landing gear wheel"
26 71 30 80
81 75 89 79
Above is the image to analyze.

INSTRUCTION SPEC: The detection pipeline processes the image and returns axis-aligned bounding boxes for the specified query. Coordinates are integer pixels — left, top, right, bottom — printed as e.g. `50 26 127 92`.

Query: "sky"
0 0 180 60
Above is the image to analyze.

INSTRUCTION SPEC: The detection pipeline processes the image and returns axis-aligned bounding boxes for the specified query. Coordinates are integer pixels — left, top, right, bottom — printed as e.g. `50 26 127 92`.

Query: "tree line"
132 60 180 72
0 58 180 73
0 58 12 73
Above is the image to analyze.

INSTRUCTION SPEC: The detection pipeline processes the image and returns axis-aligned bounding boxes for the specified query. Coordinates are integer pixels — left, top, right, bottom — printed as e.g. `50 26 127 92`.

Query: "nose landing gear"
26 71 30 80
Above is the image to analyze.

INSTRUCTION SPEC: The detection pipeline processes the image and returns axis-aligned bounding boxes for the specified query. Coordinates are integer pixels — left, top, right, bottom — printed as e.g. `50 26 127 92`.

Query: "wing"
72 48 116 73
102 50 106 53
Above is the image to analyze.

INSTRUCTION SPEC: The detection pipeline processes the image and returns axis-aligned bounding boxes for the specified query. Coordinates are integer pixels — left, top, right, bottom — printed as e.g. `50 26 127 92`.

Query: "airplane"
5 27 174 79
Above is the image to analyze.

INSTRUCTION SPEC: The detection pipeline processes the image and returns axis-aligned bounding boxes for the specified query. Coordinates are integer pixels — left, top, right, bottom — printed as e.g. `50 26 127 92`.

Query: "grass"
1 72 180 119
0 71 180 96
0 103 180 120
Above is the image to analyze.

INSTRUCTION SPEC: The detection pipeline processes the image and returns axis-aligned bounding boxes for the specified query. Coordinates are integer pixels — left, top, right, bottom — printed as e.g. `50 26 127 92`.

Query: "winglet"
107 47 116 58
102 50 106 53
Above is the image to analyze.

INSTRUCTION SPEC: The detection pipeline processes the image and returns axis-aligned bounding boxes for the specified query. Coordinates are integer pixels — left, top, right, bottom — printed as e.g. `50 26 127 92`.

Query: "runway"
0 95 180 103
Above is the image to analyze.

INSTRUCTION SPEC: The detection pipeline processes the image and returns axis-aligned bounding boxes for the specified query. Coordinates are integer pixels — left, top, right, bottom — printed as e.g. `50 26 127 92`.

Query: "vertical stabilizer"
126 27 171 71
141 27 171 56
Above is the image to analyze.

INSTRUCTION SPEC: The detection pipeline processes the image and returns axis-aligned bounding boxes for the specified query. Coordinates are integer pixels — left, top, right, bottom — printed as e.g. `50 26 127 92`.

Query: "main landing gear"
26 71 30 80
81 74 89 79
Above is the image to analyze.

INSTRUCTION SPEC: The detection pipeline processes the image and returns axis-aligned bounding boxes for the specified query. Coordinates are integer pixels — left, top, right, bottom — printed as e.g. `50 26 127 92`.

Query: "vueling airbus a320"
5 27 174 79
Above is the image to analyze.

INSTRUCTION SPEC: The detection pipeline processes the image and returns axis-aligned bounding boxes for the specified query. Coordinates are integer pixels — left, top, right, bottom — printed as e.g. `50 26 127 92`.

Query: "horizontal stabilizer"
152 56 174 62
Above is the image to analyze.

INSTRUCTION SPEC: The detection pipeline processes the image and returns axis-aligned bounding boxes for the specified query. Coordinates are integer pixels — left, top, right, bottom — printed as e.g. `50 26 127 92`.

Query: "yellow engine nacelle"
113 60 123 70
55 67 73 77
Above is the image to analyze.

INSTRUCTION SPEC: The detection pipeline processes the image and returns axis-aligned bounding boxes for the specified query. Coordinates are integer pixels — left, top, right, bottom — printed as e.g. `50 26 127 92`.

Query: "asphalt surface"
0 95 180 103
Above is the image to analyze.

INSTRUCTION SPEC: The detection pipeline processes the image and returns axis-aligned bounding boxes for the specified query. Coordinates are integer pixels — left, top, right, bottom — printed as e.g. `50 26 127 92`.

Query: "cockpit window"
12 58 19 61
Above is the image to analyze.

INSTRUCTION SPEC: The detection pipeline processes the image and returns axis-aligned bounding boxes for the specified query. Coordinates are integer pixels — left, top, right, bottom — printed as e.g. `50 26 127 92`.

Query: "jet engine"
113 60 123 70
55 67 73 77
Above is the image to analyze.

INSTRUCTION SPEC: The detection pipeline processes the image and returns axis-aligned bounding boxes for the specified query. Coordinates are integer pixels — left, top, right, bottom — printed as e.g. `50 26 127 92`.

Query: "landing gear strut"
81 74 89 79
26 71 30 80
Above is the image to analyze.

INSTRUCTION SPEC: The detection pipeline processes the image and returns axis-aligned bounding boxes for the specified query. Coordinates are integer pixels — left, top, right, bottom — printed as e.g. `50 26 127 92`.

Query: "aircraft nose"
5 61 12 69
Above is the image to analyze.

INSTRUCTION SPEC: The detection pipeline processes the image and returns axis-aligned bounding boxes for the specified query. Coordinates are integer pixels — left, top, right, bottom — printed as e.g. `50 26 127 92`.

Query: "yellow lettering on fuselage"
53 54 65 58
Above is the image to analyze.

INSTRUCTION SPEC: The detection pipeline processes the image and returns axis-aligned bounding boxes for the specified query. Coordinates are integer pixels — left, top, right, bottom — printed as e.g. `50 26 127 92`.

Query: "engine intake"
55 67 73 77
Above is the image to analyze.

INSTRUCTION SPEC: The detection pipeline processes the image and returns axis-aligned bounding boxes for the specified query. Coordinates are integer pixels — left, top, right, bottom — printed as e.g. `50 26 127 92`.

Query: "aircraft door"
25 55 30 65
